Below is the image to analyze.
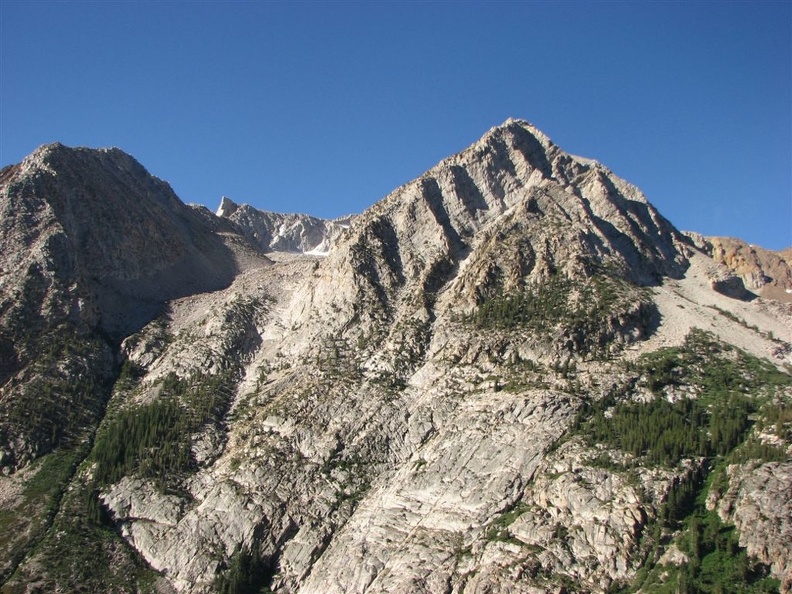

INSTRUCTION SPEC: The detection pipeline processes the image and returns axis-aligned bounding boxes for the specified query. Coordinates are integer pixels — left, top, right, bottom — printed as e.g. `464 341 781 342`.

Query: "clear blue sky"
2 1 790 249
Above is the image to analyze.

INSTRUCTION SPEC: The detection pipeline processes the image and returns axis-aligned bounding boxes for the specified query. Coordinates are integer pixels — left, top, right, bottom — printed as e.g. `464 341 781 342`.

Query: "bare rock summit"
1 121 790 594
217 196 354 255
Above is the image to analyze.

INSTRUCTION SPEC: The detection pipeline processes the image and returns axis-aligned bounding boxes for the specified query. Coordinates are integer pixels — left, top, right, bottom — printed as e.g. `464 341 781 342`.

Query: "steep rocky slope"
0 144 268 583
0 143 267 339
1 122 790 594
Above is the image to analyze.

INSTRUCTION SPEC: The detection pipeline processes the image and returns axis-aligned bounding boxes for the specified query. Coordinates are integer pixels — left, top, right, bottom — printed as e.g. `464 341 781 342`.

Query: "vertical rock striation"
1 121 789 593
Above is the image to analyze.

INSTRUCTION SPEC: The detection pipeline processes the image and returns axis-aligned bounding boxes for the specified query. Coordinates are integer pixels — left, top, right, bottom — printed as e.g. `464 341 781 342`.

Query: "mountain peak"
217 200 353 255
2 126 790 594
14 142 151 186
216 195 240 217
0 144 257 338
486 117 554 147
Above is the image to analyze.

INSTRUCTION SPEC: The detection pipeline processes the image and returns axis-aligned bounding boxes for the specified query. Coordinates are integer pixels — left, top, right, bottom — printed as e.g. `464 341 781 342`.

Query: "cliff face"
1 122 790 594
217 196 353 255
685 233 792 303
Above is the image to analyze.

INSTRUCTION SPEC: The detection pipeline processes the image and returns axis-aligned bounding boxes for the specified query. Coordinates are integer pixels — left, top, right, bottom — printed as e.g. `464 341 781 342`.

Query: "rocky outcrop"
686 233 792 302
706 266 755 301
217 196 353 255
711 461 792 591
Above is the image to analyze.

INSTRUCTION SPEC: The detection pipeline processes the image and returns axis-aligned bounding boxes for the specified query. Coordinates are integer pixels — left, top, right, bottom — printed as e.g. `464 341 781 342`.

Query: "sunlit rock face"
1 121 790 593
217 195 354 255
685 232 792 303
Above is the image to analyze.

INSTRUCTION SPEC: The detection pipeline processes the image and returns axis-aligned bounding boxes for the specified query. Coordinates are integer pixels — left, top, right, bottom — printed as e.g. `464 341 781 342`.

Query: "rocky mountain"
685 233 792 303
0 121 790 594
217 196 353 255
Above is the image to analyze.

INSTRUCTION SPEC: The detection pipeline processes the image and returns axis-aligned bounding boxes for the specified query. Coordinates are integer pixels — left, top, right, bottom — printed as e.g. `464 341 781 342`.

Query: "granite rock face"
217 196 353 255
1 122 790 593
710 462 792 591
0 143 262 339
686 232 792 303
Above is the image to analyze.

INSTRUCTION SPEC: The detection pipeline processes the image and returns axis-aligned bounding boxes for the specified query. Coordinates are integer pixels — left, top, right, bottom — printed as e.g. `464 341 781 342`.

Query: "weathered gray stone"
2 120 789 594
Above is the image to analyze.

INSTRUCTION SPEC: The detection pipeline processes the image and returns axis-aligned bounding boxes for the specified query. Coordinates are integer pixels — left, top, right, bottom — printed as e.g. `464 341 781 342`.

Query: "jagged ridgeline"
0 120 790 594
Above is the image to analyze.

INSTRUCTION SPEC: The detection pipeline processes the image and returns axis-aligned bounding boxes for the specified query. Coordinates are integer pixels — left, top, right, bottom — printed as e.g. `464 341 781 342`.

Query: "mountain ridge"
215 195 354 255
1 121 790 593
685 232 792 303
